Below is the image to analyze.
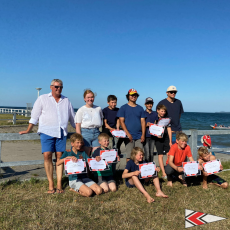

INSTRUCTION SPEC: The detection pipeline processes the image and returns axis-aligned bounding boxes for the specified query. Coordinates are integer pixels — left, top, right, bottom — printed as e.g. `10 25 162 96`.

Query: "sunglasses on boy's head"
52 85 63 89
168 91 177 94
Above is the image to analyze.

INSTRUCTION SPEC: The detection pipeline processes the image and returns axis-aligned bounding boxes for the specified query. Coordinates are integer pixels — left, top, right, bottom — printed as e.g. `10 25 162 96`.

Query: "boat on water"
210 125 230 130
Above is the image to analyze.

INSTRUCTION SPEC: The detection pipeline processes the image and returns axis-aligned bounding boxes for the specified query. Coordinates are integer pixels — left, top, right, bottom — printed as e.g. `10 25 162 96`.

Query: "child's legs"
108 182 117 192
208 174 228 189
155 140 167 176
149 137 155 162
143 137 151 162
69 179 93 197
89 183 103 195
124 139 135 161
152 176 168 197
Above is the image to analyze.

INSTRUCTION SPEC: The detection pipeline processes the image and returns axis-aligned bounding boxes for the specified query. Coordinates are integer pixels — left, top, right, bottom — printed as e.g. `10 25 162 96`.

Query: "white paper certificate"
203 160 221 174
157 118 171 127
66 160 84 173
184 162 198 175
139 162 157 179
88 159 109 171
110 130 127 138
149 124 164 136
100 150 117 163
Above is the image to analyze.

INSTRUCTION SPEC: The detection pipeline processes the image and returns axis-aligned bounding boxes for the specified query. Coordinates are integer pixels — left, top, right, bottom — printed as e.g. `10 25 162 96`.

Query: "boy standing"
165 133 194 187
143 97 158 162
57 133 102 197
117 89 146 162
155 104 172 178
92 133 117 193
198 147 228 189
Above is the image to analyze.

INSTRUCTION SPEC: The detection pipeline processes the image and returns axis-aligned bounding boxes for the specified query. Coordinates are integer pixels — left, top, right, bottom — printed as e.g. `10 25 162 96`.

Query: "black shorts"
97 175 115 185
208 174 226 185
155 135 170 155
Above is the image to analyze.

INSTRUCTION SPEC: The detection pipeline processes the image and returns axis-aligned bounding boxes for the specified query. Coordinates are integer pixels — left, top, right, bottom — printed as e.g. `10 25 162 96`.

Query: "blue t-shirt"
145 110 158 138
125 159 146 181
102 107 119 129
117 104 146 140
60 149 89 181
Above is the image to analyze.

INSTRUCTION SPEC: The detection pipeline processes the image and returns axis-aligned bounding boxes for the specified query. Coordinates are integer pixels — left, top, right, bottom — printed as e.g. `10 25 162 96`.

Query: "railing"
0 112 31 125
1 130 230 173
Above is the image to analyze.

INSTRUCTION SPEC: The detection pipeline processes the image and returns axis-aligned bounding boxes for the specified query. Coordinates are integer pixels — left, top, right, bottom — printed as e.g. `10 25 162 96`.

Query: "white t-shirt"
75 105 103 128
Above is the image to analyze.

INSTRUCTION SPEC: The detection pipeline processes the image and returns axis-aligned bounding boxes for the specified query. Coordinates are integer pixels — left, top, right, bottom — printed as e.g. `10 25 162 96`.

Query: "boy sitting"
198 147 228 189
57 133 102 197
92 133 118 193
165 132 194 187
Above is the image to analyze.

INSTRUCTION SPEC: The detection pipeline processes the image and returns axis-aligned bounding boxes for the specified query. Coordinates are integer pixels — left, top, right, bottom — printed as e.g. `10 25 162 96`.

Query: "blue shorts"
81 128 100 147
40 129 67 153
125 179 136 188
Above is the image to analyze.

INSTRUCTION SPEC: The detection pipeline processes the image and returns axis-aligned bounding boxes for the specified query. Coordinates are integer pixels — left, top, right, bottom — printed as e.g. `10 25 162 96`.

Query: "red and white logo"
185 209 226 228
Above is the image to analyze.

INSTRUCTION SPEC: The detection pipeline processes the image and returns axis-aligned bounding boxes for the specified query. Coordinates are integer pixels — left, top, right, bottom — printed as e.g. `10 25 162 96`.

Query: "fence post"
0 141 1 175
13 113 16 125
189 129 198 160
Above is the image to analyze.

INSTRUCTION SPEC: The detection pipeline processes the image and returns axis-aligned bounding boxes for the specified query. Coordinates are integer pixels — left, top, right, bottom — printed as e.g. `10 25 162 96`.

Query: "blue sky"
0 0 230 112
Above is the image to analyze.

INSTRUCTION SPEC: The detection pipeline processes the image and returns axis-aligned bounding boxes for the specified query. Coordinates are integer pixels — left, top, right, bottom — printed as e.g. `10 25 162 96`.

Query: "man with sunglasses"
19 79 75 194
157 86 184 132
117 89 146 162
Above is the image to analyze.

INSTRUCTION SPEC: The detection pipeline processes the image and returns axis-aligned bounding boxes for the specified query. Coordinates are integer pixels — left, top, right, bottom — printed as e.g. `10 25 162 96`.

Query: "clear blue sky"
1 0 230 112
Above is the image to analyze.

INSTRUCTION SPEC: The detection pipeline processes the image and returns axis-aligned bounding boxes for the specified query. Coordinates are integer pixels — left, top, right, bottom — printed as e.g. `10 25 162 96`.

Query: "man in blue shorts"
19 79 75 194
117 89 146 162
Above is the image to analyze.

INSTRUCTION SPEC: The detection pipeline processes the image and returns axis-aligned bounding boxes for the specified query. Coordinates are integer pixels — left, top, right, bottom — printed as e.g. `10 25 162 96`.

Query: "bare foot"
167 181 173 187
202 184 208 189
146 196 155 203
156 191 169 198
69 188 79 194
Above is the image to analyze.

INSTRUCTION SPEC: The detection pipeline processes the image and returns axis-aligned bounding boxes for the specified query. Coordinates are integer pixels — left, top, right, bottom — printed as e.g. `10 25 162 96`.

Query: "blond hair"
198 147 209 157
83 89 95 98
70 133 83 143
98 133 110 141
130 147 144 161
176 132 188 142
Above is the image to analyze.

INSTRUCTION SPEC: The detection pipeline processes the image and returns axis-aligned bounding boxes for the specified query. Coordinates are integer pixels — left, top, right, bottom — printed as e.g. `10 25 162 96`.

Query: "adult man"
19 79 75 194
157 86 184 132
117 89 146 161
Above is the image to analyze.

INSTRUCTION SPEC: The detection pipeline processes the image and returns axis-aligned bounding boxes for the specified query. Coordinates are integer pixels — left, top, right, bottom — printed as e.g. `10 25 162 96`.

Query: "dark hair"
156 104 167 111
107 95 117 102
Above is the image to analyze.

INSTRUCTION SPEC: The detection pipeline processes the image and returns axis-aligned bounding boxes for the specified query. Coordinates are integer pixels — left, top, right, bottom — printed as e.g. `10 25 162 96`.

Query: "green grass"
0 114 30 126
1 169 230 230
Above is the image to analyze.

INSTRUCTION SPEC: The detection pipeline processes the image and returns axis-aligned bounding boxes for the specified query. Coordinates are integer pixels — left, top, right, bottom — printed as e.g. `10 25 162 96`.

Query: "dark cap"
145 97 154 104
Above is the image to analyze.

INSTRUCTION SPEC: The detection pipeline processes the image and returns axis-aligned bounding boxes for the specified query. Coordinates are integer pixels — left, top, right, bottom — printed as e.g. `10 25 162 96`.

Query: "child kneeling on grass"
164 132 194 187
57 133 102 197
198 147 228 189
122 147 168 203
92 133 119 193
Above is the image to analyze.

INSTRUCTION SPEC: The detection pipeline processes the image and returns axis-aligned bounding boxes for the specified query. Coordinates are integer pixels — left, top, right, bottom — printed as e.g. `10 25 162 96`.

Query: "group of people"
19 79 228 202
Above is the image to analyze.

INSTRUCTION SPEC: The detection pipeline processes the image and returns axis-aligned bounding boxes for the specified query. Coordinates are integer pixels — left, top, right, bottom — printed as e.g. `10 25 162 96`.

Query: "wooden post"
189 129 198 160
0 141 1 175
13 113 16 125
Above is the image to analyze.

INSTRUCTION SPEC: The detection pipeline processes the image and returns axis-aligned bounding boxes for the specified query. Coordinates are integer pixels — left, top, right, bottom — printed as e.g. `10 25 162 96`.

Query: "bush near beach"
1 162 230 230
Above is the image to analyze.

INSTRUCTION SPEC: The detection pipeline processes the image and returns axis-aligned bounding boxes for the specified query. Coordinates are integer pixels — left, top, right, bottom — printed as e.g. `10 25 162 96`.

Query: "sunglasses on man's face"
169 91 176 94
52 85 63 89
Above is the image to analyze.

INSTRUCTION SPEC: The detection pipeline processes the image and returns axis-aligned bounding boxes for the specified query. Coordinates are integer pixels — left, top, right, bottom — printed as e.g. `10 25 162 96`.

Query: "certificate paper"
64 159 87 175
182 161 201 177
100 149 118 163
157 118 171 127
110 130 127 138
149 124 164 137
203 160 222 175
139 162 157 179
87 158 109 171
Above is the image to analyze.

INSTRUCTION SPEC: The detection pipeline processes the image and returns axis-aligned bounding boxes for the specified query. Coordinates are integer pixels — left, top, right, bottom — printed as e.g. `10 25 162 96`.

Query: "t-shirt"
60 149 89 181
145 110 158 138
156 98 184 132
166 143 192 166
203 135 211 147
125 159 146 172
117 104 146 140
74 105 103 128
92 147 113 177
102 107 119 129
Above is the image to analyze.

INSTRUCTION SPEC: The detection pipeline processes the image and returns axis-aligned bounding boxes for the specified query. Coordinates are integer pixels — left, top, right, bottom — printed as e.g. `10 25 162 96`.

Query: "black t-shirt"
156 98 184 131
102 107 119 129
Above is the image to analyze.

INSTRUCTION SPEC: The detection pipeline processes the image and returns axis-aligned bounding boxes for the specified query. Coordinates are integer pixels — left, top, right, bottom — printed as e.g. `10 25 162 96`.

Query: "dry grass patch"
1 164 230 229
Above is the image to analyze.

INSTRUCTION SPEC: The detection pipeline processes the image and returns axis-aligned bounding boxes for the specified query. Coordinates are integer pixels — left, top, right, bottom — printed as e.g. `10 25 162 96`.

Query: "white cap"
167 85 177 92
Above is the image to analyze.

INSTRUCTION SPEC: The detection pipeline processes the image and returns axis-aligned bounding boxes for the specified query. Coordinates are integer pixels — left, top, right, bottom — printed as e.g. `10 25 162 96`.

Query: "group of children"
57 95 228 203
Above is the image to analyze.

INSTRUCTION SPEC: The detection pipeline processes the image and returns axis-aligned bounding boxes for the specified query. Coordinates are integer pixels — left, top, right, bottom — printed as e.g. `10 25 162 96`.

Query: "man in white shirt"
19 79 75 194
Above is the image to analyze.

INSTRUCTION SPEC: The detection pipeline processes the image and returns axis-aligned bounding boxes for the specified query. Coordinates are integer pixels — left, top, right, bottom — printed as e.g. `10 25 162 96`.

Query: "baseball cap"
145 97 154 104
128 88 138 95
167 86 177 92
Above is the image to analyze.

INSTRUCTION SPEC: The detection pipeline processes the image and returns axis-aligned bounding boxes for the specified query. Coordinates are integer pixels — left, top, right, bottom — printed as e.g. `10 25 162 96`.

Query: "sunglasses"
169 91 177 94
52 85 63 89
130 94 138 97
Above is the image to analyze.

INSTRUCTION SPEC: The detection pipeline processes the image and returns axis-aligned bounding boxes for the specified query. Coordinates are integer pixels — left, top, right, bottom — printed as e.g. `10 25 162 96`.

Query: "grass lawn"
1 162 230 229
0 114 29 126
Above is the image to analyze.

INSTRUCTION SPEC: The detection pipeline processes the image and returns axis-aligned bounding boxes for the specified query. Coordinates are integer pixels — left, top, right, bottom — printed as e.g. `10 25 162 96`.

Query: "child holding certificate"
155 104 172 179
92 133 117 193
198 147 228 189
57 133 102 197
122 147 168 203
